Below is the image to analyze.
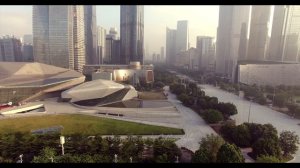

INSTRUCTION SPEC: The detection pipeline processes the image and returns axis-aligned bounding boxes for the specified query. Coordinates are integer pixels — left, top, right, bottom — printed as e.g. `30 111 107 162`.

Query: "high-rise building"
107 27 118 40
33 5 86 72
176 20 189 54
160 47 164 62
166 27 176 65
120 5 144 64
73 6 86 72
105 35 113 64
247 5 271 61
0 35 22 62
268 6 300 62
111 39 120 64
104 28 121 64
216 5 251 81
23 34 33 45
32 5 49 64
22 44 33 62
84 6 97 65
97 26 106 64
196 36 215 72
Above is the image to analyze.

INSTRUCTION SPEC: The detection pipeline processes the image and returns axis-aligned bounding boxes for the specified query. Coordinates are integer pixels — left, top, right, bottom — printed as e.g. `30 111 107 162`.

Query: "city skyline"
0 5 219 57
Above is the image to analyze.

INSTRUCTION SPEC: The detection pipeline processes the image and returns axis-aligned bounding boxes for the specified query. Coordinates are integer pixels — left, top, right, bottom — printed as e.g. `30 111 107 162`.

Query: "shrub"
252 135 281 159
256 155 282 163
203 109 223 124
231 124 251 147
216 143 244 163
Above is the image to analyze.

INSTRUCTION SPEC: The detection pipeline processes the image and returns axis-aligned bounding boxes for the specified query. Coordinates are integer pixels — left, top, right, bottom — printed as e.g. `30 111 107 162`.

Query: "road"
200 84 300 163
164 86 217 152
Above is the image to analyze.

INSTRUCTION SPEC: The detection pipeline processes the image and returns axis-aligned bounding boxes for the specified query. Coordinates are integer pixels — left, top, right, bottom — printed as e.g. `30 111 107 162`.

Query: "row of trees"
219 123 299 162
192 134 244 163
170 82 237 124
0 133 182 163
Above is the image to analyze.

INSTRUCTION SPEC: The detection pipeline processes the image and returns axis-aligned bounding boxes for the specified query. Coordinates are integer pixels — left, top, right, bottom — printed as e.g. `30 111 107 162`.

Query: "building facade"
215 5 251 82
120 5 144 64
238 63 300 86
22 44 33 62
84 6 97 65
196 36 215 72
160 47 165 62
247 5 271 61
33 5 86 72
0 35 22 62
97 26 106 64
176 20 189 55
268 6 300 62
166 27 176 65
23 34 33 45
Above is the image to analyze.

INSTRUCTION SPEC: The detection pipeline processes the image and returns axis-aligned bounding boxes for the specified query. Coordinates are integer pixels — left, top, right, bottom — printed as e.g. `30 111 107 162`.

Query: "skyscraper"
23 34 33 45
247 5 271 61
32 5 49 64
160 47 164 62
84 6 97 64
269 6 300 62
97 26 106 64
73 6 86 72
176 20 188 54
166 27 176 65
107 27 118 40
120 5 144 64
216 5 251 81
0 35 22 62
196 36 215 72
33 5 86 72
23 44 33 62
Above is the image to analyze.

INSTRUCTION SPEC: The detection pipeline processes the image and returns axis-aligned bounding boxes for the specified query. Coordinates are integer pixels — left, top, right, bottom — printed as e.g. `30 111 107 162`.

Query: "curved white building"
61 79 138 106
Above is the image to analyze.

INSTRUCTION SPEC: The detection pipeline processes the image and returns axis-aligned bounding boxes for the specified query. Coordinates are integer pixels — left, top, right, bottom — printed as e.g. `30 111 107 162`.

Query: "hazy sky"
0 5 219 56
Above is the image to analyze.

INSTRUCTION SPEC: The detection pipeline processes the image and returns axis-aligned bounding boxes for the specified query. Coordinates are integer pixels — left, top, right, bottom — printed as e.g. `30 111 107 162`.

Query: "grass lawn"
138 91 166 100
0 114 184 135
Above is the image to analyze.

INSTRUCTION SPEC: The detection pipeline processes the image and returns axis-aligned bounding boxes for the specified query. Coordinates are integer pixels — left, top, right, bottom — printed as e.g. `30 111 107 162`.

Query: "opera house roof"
61 79 138 105
0 62 84 88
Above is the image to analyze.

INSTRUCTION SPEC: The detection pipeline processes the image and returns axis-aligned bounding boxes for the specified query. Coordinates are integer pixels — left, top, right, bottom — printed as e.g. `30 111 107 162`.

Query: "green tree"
216 143 245 163
153 139 181 163
192 134 225 163
203 109 224 124
252 135 281 159
274 93 288 107
279 131 300 157
219 123 235 143
256 155 282 163
231 124 251 147
244 123 265 144
216 102 238 118
32 147 57 163
177 93 194 106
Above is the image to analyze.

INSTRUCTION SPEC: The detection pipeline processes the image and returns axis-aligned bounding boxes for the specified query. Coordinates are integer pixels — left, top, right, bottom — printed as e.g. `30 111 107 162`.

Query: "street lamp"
60 136 65 155
272 86 276 106
114 154 118 163
19 154 23 163
175 156 179 163
49 157 54 163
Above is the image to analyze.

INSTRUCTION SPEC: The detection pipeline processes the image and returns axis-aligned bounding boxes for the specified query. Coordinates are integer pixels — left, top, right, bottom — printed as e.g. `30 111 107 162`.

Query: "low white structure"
61 79 138 106
238 63 300 86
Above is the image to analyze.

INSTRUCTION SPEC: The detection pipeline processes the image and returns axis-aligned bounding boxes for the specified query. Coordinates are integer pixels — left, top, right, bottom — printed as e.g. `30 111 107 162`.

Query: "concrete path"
164 86 217 152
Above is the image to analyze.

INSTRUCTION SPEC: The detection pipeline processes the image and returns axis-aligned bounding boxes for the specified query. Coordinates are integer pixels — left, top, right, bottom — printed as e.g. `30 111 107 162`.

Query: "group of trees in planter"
0 133 182 163
219 123 299 162
192 134 244 163
240 85 267 105
170 82 238 124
